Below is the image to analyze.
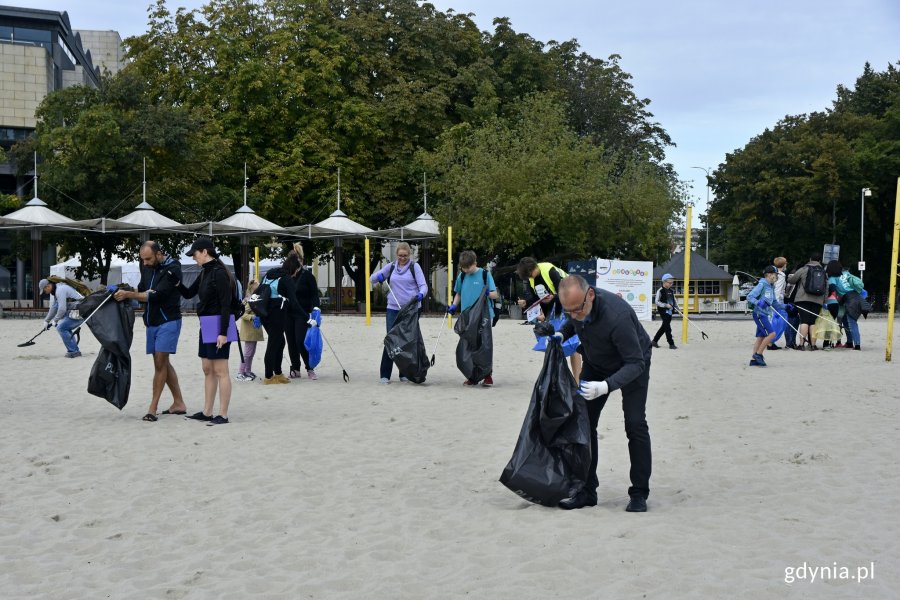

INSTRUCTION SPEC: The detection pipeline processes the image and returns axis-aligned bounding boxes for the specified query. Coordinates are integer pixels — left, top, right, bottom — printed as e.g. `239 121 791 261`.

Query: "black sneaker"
186 412 212 422
626 496 647 512
207 416 229 426
669 344 677 350
651 341 660 349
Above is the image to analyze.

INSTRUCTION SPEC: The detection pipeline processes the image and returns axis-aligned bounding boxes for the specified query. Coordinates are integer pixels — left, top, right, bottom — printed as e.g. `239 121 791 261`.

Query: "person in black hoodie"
650 273 678 349
114 241 186 421
286 244 321 380
174 237 234 425
260 252 313 385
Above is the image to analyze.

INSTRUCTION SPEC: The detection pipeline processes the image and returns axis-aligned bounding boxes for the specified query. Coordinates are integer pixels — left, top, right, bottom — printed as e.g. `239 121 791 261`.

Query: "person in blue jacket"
745 265 789 367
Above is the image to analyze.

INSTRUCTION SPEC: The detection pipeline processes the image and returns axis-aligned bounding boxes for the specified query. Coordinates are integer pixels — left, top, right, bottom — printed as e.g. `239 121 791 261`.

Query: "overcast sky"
9 0 900 228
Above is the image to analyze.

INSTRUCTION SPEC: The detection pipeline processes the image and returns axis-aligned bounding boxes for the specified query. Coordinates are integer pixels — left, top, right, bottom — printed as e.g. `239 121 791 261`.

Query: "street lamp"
861 187 872 281
691 166 711 260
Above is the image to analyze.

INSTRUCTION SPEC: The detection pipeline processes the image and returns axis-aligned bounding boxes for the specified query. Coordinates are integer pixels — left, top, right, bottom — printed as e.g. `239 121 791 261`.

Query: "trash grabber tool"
17 325 49 347
319 329 349 382
672 306 709 340
429 317 451 366
770 309 811 346
794 304 843 329
72 292 115 337
383 281 404 310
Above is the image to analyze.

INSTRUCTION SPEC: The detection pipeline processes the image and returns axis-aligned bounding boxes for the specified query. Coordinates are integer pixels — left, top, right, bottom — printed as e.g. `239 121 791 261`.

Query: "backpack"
47 275 92 297
247 274 282 318
803 265 827 296
846 273 864 293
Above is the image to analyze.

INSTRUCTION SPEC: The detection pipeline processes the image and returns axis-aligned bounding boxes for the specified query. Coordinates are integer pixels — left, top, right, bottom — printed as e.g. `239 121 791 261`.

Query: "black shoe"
767 344 780 350
186 411 212 421
558 490 597 510
669 344 677 350
207 415 229 426
625 496 647 512
651 341 660 349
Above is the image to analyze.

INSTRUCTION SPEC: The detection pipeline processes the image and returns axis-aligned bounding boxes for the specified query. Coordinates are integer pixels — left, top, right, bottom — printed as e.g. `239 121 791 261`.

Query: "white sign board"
595 259 654 321
823 244 840 263
858 261 866 271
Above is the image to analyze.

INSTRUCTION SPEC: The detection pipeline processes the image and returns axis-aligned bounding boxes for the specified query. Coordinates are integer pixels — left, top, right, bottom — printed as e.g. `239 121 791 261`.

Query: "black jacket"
137 256 182 326
293 267 320 314
263 267 306 319
560 287 651 392
178 260 233 336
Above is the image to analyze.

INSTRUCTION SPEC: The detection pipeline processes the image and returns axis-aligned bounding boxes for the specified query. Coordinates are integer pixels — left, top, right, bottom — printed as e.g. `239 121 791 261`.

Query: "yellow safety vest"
529 262 567 295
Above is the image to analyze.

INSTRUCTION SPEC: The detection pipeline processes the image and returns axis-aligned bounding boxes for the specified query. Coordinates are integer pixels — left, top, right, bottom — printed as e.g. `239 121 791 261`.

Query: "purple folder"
199 314 238 344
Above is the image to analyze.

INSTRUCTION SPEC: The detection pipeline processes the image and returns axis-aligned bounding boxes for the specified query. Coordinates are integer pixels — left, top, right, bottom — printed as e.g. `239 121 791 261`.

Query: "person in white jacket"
39 278 84 357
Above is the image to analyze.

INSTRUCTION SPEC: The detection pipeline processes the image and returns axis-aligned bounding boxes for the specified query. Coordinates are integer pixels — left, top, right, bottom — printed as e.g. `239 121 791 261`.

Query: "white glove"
313 306 320 312
307 318 318 327
579 380 609 400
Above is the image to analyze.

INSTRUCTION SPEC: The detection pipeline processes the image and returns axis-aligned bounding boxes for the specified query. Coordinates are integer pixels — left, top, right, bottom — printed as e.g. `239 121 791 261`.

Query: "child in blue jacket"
745 265 789 366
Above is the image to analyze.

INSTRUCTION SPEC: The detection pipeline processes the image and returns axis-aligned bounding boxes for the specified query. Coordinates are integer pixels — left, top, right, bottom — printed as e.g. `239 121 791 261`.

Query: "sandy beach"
1 313 898 599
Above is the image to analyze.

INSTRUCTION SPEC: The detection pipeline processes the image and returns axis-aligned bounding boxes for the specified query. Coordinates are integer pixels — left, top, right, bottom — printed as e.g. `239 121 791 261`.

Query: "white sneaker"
235 373 252 382
307 369 318 380
379 377 390 385
399 376 409 382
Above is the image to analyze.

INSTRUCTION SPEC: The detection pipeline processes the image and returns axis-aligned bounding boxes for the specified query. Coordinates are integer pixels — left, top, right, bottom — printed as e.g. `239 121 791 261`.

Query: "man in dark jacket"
114 241 186 421
556 275 653 512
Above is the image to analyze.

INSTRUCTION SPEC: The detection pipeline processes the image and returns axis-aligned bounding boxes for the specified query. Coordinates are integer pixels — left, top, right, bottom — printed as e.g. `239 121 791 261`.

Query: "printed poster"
595 259 653 321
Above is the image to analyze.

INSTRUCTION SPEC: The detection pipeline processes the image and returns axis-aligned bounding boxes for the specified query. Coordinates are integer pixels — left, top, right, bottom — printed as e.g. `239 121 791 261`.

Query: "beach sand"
1 313 898 599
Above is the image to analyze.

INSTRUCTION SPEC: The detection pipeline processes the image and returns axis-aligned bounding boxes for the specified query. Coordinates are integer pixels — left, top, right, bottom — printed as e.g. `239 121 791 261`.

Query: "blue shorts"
146 319 182 354
753 312 774 338
197 331 231 360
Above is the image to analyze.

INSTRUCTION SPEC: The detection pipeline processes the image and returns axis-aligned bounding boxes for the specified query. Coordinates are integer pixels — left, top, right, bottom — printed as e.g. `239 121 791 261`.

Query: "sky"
8 0 900 229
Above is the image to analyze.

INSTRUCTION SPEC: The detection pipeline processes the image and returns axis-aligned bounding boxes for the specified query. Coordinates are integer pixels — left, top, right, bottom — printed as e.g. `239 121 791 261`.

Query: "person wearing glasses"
553 275 653 512
370 242 428 384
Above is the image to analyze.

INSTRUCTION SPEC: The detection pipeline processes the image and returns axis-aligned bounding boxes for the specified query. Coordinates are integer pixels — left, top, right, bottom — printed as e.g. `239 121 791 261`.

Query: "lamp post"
861 187 871 282
691 166 711 259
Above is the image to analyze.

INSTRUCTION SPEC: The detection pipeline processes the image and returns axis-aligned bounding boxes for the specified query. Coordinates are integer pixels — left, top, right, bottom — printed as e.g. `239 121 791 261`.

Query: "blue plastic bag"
304 307 323 369
532 312 580 357
770 308 787 343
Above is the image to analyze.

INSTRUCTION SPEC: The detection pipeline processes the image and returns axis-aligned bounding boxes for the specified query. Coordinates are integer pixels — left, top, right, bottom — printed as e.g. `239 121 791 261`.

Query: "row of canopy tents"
0 165 441 308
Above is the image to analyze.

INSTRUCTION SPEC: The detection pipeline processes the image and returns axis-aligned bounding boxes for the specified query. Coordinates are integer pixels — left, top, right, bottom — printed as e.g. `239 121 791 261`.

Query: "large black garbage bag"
79 291 135 410
454 294 493 382
499 337 591 506
384 298 429 384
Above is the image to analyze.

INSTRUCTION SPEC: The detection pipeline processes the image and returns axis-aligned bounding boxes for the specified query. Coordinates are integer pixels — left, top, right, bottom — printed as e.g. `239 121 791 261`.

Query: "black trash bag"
454 294 493 382
499 336 591 506
79 291 135 410
384 298 429 384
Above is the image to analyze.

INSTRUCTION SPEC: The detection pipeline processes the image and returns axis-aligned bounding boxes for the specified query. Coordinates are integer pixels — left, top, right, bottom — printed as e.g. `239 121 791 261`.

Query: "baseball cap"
661 273 674 281
185 237 216 257
763 265 778 275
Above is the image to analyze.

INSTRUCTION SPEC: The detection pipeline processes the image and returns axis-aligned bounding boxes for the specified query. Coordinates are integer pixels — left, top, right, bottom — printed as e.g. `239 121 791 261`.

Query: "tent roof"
314 209 373 236
1 197 73 226
374 212 440 240
116 201 182 229
654 251 732 280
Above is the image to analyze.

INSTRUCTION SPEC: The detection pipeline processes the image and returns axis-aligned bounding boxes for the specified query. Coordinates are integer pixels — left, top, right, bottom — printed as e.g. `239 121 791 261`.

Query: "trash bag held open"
499 336 591 506
79 290 136 410
384 298 429 384
454 294 493 382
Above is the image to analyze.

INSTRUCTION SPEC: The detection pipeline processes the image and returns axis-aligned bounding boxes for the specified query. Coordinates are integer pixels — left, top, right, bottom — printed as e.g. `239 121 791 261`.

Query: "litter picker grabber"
794 303 843 330
17 325 49 347
429 318 451 366
72 292 114 338
672 305 709 340
771 308 812 347
319 329 350 382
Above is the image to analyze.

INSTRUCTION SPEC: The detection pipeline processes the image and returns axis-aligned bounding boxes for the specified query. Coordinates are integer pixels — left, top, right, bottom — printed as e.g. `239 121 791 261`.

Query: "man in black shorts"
786 253 827 350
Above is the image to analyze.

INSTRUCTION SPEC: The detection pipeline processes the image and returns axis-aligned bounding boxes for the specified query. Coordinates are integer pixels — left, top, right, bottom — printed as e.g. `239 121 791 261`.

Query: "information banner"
595 259 653 321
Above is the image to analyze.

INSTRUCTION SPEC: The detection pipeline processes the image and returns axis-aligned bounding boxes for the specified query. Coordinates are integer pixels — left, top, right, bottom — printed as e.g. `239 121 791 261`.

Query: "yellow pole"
364 237 372 327
886 178 900 361
254 246 260 281
447 226 453 328
682 205 692 343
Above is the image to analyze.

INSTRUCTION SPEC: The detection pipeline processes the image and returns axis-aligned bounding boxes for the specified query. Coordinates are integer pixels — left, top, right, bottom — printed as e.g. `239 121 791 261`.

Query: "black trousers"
286 313 311 372
261 307 287 378
652 311 674 345
586 366 652 499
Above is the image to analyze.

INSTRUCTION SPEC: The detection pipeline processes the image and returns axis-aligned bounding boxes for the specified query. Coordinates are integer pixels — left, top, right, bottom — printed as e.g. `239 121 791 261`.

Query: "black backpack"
803 264 827 296
248 274 280 318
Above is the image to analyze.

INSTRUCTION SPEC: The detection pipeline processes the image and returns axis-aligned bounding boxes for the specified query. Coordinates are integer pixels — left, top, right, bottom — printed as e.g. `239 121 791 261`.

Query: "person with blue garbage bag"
650 273 678 350
745 265 789 367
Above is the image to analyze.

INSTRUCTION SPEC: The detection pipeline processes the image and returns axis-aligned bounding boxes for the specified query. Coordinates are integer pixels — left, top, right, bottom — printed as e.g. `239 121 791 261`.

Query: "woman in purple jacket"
369 242 428 383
